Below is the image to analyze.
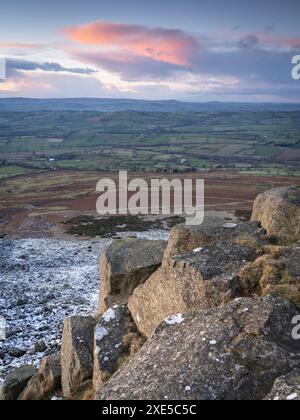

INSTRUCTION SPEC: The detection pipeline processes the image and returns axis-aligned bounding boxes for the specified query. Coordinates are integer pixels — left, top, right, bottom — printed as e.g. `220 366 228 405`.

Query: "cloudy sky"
0 0 300 102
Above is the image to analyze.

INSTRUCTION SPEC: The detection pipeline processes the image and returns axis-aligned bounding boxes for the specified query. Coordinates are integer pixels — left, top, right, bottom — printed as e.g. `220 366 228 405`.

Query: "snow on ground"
0 229 168 379
165 314 184 325
116 230 169 241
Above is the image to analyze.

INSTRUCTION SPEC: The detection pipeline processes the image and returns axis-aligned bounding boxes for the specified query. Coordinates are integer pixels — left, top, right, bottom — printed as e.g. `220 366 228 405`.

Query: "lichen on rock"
251 186 300 241
129 232 262 337
96 295 300 400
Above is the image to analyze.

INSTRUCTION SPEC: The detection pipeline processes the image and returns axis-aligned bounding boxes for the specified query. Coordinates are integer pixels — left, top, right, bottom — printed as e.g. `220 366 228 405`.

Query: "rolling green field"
0 110 299 177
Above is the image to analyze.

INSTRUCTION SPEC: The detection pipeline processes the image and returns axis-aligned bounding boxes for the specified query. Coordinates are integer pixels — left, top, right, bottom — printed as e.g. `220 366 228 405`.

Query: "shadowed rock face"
19 354 61 400
264 371 300 401
61 316 96 398
0 365 37 401
251 186 300 241
99 239 167 314
96 295 300 401
129 228 263 338
93 305 145 390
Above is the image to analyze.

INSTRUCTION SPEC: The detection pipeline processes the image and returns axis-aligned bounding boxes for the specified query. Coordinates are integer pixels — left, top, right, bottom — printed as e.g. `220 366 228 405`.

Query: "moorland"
0 100 300 238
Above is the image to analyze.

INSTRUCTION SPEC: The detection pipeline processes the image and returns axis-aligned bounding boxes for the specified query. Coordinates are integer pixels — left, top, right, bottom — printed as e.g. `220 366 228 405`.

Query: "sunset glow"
0 0 299 102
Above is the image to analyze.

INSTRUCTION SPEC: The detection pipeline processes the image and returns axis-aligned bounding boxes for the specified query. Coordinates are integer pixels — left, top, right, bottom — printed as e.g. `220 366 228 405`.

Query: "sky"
0 0 300 102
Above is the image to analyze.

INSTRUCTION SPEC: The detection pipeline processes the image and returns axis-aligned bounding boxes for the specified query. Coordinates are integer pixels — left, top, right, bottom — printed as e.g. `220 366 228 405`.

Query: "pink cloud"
251 32 300 49
0 74 53 94
63 21 199 66
0 42 43 50
241 31 300 50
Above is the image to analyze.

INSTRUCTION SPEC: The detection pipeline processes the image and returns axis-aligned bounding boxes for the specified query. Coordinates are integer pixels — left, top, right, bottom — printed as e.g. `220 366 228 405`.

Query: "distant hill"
0 98 300 112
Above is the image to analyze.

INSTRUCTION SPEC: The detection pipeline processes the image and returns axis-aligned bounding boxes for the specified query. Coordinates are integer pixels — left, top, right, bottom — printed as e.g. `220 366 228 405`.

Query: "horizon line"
0 97 300 105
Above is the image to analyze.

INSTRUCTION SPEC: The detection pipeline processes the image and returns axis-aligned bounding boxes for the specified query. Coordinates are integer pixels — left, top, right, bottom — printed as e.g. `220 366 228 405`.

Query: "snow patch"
95 326 109 342
286 393 298 401
223 223 238 229
102 308 116 323
165 314 184 325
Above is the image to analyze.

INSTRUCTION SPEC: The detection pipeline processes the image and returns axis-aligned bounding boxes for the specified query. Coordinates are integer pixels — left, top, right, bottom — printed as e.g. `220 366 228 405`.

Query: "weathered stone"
264 371 300 400
129 239 260 337
99 239 167 314
0 365 37 400
251 186 300 241
35 340 47 353
93 305 145 390
96 295 299 400
8 347 27 358
19 354 61 400
61 316 96 398
240 243 300 306
163 217 265 266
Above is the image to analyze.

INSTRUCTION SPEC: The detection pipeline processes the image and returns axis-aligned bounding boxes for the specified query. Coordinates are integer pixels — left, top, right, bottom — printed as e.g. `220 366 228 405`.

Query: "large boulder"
93 305 145 390
129 236 261 337
163 217 264 265
96 295 299 400
0 365 37 400
61 316 96 398
19 354 61 400
251 186 300 241
240 242 300 306
99 239 167 314
264 370 300 401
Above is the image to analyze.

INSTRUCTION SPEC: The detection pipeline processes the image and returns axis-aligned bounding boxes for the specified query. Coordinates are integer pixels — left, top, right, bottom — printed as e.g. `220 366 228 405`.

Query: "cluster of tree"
0 159 8 167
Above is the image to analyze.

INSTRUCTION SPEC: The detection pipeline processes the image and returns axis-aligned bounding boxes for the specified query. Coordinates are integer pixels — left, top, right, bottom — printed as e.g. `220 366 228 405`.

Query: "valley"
0 110 299 177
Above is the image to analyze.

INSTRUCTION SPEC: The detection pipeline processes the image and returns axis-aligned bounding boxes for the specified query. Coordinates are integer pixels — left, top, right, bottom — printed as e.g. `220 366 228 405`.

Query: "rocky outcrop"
99 239 167 314
3 186 299 401
264 371 300 401
0 365 37 400
19 354 61 400
61 316 96 398
251 186 300 241
93 305 145 390
129 226 263 337
163 216 264 265
240 242 300 306
96 295 299 400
